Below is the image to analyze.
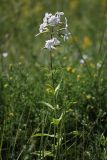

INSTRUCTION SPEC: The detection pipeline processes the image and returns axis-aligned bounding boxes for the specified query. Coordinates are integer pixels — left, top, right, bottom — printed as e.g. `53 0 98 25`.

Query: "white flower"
55 12 64 16
42 12 64 27
53 37 60 46
63 33 70 41
48 15 60 26
36 13 52 35
97 62 102 68
80 59 85 64
60 17 71 41
47 12 64 26
83 54 88 60
2 52 8 57
64 17 71 41
43 13 52 24
39 22 47 33
65 17 68 28
44 37 60 50
36 11 65 36
45 39 55 50
80 55 88 64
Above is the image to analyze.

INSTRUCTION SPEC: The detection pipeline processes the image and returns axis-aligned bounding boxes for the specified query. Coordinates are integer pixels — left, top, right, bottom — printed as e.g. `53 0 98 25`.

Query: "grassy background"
0 0 107 159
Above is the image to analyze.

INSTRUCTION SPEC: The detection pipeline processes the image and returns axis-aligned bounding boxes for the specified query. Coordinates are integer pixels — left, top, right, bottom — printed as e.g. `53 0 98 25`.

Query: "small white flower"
83 54 88 60
80 59 85 64
2 52 8 58
96 62 102 68
65 17 68 28
36 11 65 36
43 12 64 27
63 33 70 41
39 22 47 33
48 15 60 26
44 37 60 50
80 55 88 64
60 17 71 41
43 13 52 24
53 37 60 46
45 39 55 50
55 12 64 16
47 12 64 26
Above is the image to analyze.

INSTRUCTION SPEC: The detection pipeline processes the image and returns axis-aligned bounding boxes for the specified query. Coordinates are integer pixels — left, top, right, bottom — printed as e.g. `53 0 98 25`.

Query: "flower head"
55 12 64 16
2 52 8 58
44 38 60 50
36 11 64 35
43 13 52 24
35 11 71 49
53 37 60 46
48 15 60 26
80 59 85 64
43 12 64 26
39 23 48 33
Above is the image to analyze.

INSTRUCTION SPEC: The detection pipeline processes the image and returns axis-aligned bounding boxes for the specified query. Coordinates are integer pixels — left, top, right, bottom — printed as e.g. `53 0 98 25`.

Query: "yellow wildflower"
82 36 92 49
86 95 92 100
71 36 78 43
89 63 95 68
77 75 81 81
101 0 107 7
66 66 75 73
45 84 54 94
69 0 78 11
9 112 14 117
34 3 43 13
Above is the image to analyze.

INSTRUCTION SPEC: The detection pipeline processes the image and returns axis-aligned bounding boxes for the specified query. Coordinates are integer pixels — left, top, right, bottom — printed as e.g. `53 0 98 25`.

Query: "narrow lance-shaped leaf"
37 101 55 110
32 133 57 138
54 79 62 97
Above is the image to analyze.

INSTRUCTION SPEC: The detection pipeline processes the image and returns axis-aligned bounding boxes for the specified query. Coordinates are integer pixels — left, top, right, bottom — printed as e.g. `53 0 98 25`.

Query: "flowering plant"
35 11 71 50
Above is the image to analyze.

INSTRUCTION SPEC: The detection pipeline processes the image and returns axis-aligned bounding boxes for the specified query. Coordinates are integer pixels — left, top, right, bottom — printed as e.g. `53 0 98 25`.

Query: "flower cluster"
36 11 71 50
39 12 64 33
45 37 60 50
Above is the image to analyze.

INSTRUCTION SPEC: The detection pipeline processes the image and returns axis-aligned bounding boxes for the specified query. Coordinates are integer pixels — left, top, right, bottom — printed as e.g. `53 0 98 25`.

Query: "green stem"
82 119 85 160
49 27 55 89
1 55 3 72
49 50 55 89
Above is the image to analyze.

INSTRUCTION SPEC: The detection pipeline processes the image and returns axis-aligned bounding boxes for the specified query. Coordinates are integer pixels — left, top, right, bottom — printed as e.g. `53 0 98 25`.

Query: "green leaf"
54 79 62 97
32 133 57 138
31 150 54 157
51 118 60 126
51 113 64 126
37 101 55 110
72 131 80 136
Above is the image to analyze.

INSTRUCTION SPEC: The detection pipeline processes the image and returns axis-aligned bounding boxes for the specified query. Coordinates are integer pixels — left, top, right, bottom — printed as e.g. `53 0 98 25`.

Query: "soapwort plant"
34 12 71 159
36 12 70 88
